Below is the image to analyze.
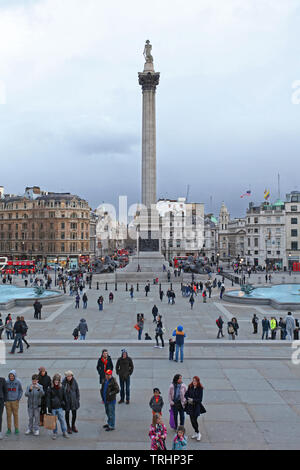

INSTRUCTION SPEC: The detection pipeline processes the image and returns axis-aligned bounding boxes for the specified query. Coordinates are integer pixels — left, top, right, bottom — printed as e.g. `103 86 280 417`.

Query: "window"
61 232 65 239
254 228 258 233
254 238 258 247
291 218 298 224
61 222 65 229
291 242 298 250
291 206 298 212
61 243 65 252
254 217 258 224
291 229 298 237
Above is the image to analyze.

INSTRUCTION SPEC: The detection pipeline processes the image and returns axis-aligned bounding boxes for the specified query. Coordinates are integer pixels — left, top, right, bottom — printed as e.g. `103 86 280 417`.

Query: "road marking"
214 302 233 320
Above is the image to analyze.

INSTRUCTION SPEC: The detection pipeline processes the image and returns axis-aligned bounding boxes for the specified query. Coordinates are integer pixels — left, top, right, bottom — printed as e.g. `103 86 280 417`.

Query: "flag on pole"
264 189 270 200
240 190 251 198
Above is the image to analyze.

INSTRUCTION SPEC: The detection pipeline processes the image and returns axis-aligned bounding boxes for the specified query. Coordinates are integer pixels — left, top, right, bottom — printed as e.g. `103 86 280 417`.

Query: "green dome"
211 216 218 224
273 199 284 206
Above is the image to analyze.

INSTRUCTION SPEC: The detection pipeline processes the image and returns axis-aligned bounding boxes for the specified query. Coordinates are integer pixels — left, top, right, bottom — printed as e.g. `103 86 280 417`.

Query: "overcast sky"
0 0 299 218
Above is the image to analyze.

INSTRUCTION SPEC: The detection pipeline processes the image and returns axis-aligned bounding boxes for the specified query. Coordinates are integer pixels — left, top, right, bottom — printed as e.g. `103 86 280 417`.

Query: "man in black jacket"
96 350 114 386
0 376 8 440
101 370 119 431
152 305 158 323
116 349 134 404
10 317 24 354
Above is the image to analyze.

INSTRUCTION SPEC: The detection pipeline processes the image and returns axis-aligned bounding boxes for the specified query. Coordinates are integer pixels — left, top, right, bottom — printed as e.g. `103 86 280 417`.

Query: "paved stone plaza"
1 273 300 449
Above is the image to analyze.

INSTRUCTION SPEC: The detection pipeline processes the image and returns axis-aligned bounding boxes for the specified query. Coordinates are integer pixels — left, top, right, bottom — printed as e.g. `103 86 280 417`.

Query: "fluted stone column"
138 64 160 209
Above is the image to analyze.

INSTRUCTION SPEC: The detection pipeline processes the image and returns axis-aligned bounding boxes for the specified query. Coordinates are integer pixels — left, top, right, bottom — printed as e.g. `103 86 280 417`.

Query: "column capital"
138 71 160 92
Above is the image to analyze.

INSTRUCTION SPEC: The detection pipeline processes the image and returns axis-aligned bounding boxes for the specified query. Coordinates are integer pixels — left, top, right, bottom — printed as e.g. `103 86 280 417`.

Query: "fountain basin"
223 284 300 310
0 285 64 309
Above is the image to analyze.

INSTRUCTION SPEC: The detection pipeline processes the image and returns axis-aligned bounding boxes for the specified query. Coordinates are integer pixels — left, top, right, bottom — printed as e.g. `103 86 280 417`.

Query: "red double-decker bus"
1 260 36 274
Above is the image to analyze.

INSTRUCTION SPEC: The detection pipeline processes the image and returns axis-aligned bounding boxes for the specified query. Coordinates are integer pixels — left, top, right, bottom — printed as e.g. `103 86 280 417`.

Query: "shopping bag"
43 414 57 430
134 324 140 331
169 408 176 429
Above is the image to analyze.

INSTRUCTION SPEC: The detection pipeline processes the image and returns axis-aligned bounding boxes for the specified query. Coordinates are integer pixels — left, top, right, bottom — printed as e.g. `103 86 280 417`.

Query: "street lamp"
288 252 292 273
216 252 220 270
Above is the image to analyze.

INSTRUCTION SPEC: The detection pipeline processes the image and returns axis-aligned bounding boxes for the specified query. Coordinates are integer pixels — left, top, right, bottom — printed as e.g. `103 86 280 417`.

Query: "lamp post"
216 252 220 271
288 252 292 274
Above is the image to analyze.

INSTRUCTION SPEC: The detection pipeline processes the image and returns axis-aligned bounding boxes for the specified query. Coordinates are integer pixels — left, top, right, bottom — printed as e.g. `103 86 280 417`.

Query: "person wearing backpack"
216 316 224 338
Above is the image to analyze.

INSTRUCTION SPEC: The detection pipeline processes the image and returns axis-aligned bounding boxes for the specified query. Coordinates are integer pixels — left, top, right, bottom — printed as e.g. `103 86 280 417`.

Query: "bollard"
105 282 108 291
126 282 128 291
137 283 139 292
170 283 172 290
89 282 92 289
97 282 99 290
159 283 161 292
115 282 117 291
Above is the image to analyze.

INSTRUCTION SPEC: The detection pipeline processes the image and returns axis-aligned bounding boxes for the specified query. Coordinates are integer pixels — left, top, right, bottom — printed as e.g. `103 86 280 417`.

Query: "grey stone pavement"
1 272 300 449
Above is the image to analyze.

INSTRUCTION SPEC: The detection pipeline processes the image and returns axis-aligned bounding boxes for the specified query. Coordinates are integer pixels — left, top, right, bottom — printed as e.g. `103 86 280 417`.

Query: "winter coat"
46 385 66 411
62 377 80 411
0 377 8 401
172 435 188 450
38 372 51 392
172 328 186 346
100 377 120 403
168 382 187 408
77 319 88 335
149 395 164 413
116 355 134 380
184 386 204 417
25 384 44 409
97 355 114 383
149 423 167 450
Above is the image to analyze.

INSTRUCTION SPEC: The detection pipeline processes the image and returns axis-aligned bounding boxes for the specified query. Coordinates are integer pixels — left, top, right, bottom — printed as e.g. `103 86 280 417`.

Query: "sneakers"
34 430 39 436
67 427 72 434
25 429 32 435
197 432 202 441
6 429 11 435
62 432 69 438
103 424 109 429
191 433 198 439
105 427 115 431
15 428 19 434
154 345 159 348
52 433 57 440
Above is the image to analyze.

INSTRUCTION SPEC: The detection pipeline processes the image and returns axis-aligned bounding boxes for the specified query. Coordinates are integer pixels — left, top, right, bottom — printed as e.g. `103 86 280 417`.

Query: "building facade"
0 186 91 268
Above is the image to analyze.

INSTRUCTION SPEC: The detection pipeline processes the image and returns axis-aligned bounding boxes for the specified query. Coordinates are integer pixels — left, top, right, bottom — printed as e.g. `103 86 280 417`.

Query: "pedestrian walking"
5 314 13 339
109 292 114 303
154 315 164 348
152 305 158 323
62 371 80 434
5 370 23 435
149 413 167 450
202 290 207 303
168 374 187 430
216 316 224 338
116 349 134 404
172 425 187 450
184 376 206 441
149 387 164 422
232 317 239 337
25 374 44 436
77 318 88 340
75 294 80 309
0 376 8 440
82 292 88 309
9 316 24 354
189 295 195 309
172 325 186 362
46 373 69 440
33 300 42 320
37 366 51 426
97 295 104 311
20 316 30 350
159 290 164 302
129 285 134 299
101 369 119 431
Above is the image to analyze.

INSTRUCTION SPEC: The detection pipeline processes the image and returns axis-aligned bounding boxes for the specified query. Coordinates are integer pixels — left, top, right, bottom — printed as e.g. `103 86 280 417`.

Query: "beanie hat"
105 369 112 375
177 325 183 332
64 370 74 377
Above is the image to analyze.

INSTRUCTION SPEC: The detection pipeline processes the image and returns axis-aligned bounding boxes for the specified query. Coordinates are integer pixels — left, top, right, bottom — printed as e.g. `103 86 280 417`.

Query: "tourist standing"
5 314 13 339
5 370 23 435
0 376 7 440
184 376 206 441
37 366 51 426
20 316 30 350
149 413 167 450
25 374 44 436
172 425 187 450
189 295 195 309
46 373 69 440
216 316 224 338
137 316 144 340
172 325 186 362
285 312 296 340
155 315 164 348
101 369 119 431
116 349 134 404
75 294 80 309
168 374 187 430
97 350 114 386
149 388 164 422
82 292 88 309
152 305 158 323
252 314 258 334
169 338 175 360
129 285 134 299
9 317 24 354
33 300 42 320
262 317 270 340
97 295 104 311
62 371 80 434
270 317 277 340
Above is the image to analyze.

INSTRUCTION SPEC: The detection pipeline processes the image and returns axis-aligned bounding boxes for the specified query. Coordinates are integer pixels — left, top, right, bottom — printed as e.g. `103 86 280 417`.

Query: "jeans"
172 404 185 429
80 334 86 340
52 408 67 434
104 402 116 429
138 328 143 340
262 329 269 340
98 304 103 311
155 334 164 347
11 333 23 353
175 343 184 362
119 377 130 401
83 301 87 309
0 399 4 432
169 350 174 360
75 302 79 309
